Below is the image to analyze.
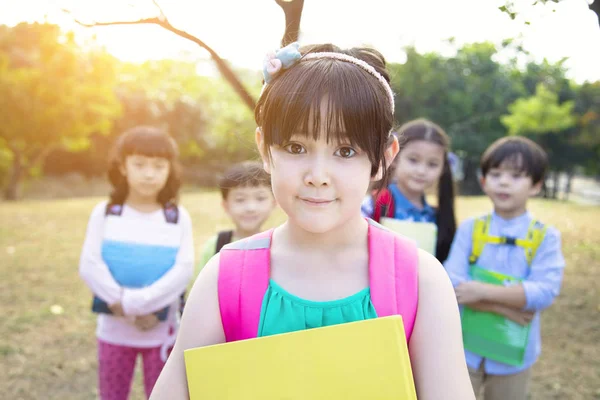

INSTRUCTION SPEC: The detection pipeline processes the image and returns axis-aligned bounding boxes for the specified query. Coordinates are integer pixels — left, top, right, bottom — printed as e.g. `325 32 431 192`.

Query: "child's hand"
135 314 160 331
108 302 125 317
455 281 487 304
499 307 535 326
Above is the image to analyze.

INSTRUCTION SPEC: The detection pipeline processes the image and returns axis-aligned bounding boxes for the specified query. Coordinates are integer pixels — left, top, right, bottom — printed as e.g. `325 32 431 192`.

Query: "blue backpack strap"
105 202 123 216
105 202 178 224
163 202 179 224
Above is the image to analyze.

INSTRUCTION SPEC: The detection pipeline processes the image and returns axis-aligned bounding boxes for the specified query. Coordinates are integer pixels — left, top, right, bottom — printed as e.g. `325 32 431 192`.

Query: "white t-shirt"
79 201 194 348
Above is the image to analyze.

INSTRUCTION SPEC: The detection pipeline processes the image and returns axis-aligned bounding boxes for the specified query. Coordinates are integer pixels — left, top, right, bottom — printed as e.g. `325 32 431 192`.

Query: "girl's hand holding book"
108 302 125 317
135 314 160 331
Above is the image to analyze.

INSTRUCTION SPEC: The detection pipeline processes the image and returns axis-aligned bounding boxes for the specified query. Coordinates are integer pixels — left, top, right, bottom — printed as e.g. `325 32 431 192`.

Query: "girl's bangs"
120 129 178 160
260 59 390 157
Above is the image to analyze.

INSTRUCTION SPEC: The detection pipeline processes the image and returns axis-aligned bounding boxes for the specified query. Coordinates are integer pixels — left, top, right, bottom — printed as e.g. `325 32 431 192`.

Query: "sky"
1 0 599 82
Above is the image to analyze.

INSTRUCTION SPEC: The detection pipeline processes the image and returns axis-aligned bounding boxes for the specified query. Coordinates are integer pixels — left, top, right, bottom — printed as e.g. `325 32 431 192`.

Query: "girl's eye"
335 147 356 158
428 162 439 168
284 143 305 154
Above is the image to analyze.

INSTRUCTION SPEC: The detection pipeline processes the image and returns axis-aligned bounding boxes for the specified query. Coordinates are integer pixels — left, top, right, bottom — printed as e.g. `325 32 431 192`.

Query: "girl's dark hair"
255 43 395 186
480 136 548 184
107 126 181 206
396 118 456 262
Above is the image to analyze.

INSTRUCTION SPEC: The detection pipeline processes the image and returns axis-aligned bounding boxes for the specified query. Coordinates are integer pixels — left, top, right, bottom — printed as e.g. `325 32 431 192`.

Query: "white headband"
263 43 395 114
302 52 395 113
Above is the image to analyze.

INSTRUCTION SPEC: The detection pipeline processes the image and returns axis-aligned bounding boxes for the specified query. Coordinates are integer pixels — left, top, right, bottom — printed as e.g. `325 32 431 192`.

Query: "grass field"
1 193 599 399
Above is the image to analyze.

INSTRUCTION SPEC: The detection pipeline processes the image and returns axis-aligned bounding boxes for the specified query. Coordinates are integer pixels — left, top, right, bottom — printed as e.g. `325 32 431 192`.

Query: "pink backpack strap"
218 229 273 342
368 219 419 341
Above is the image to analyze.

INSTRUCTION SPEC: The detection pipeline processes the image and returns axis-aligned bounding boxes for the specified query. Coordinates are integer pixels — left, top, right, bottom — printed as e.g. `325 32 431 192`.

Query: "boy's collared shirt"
444 211 565 375
361 183 436 223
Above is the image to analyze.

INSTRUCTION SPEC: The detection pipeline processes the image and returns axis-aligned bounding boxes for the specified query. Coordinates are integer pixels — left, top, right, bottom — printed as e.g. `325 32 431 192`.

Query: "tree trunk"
276 0 305 46
551 171 560 199
458 158 483 195
590 0 600 27
4 151 23 201
564 170 574 201
541 179 549 198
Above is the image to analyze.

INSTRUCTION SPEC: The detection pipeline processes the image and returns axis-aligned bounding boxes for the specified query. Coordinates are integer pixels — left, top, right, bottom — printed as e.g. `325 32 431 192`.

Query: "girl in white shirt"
79 126 194 400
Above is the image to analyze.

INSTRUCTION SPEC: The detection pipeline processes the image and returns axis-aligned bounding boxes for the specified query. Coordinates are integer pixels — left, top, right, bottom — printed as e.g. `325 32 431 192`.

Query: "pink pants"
97 340 165 400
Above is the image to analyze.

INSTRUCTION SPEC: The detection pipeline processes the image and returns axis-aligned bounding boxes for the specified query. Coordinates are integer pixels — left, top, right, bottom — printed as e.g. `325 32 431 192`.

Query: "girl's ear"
372 135 399 181
255 127 271 174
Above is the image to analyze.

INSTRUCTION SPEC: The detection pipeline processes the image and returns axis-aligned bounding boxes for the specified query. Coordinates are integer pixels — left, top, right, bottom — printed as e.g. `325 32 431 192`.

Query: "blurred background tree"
0 22 121 200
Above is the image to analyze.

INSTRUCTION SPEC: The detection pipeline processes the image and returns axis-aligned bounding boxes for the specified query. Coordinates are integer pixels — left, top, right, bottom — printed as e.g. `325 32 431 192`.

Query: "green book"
461 265 531 366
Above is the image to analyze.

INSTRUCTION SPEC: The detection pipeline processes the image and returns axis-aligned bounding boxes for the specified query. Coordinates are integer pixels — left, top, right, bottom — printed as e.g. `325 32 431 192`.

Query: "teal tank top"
257 279 378 337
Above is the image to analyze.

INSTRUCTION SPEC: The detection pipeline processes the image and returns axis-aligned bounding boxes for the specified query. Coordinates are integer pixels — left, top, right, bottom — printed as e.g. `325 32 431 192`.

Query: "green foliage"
391 43 522 158
501 84 577 135
196 72 261 163
0 22 122 197
573 81 600 174
0 140 12 186
110 59 261 164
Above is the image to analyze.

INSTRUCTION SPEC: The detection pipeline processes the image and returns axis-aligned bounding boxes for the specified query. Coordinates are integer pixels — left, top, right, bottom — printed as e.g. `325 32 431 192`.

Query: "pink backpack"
218 220 419 343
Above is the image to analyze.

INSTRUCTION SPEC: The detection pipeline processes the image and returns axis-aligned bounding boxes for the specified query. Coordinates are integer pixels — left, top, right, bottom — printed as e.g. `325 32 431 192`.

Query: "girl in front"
150 44 473 399
79 126 194 400
362 118 457 262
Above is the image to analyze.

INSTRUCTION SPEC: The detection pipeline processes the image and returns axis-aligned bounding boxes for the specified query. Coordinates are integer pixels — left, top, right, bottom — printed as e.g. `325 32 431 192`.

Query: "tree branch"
61 6 256 111
590 0 600 27
275 0 304 46
151 0 167 21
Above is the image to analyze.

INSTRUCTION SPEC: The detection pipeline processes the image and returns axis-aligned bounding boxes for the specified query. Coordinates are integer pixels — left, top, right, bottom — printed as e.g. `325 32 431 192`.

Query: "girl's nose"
303 156 330 187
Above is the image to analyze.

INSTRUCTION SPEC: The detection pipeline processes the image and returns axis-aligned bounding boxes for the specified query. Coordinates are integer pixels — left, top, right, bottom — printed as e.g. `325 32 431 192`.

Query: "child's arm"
409 250 475 400
467 302 535 326
149 253 225 400
79 202 122 306
442 219 474 287
121 208 195 316
455 228 565 312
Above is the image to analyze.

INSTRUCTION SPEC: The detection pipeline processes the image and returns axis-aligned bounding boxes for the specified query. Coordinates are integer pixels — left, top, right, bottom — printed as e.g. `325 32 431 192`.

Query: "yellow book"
184 316 417 400
381 217 437 255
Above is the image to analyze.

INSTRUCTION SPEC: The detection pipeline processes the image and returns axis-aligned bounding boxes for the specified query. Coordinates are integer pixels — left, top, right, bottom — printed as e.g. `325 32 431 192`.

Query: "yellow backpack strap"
469 215 491 264
515 219 547 265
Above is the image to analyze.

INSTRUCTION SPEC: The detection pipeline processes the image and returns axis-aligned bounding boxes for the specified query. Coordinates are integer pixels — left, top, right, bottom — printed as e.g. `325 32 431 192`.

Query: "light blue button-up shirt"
443 211 565 375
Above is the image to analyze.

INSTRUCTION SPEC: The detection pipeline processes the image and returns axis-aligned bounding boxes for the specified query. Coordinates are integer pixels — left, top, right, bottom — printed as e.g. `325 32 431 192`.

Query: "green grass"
0 193 598 399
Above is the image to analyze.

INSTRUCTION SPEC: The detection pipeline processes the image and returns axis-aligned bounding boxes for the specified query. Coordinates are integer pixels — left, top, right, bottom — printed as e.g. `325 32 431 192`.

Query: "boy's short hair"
480 136 548 184
219 161 272 199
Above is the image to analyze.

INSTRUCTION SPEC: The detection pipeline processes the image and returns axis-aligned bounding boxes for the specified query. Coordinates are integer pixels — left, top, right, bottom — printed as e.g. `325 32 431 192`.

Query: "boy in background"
197 161 275 271
444 136 565 400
